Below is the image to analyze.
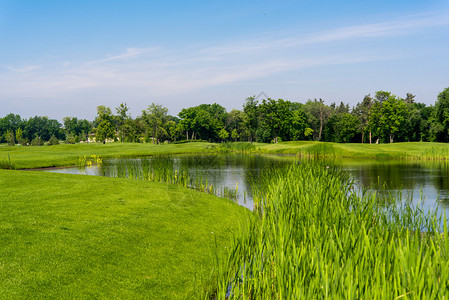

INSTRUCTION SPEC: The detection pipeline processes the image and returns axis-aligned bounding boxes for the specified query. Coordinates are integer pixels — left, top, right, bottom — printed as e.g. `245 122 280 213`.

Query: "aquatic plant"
78 154 103 167
206 161 449 299
420 146 449 160
109 157 229 199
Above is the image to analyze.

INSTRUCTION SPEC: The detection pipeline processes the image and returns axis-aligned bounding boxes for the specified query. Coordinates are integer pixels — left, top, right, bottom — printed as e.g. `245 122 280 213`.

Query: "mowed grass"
0 169 249 299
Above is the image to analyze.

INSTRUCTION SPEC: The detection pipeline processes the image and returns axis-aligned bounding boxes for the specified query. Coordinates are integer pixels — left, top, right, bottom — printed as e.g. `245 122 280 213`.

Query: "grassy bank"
209 162 449 298
0 170 249 299
0 142 217 169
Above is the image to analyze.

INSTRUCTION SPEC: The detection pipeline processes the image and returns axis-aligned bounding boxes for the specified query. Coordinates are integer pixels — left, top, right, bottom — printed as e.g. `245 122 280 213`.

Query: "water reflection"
46 154 292 210
45 155 449 214
335 159 449 213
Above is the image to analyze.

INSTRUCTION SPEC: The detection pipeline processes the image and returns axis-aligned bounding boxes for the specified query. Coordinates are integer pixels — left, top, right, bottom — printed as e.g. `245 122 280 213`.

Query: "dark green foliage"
178 103 227 142
434 87 449 142
23 116 64 142
63 116 92 142
1 87 449 145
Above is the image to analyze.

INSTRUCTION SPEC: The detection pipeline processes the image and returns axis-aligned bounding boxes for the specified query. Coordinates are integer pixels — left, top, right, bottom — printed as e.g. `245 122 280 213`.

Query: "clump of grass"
219 142 255 153
206 161 449 298
421 147 449 160
298 143 338 158
0 153 15 170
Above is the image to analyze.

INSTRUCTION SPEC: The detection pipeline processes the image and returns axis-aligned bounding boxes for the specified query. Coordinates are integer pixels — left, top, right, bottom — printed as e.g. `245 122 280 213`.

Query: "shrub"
48 135 60 146
30 136 44 146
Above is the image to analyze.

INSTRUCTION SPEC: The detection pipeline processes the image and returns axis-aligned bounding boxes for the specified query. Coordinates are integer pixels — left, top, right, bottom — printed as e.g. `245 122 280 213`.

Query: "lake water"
46 154 449 214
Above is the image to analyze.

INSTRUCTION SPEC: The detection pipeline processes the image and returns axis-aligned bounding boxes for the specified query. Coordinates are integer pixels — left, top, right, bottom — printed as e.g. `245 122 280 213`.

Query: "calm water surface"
46 154 449 214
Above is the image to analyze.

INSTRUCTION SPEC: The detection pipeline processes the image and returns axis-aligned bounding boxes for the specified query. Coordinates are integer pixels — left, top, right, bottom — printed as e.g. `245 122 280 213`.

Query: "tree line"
1 87 449 145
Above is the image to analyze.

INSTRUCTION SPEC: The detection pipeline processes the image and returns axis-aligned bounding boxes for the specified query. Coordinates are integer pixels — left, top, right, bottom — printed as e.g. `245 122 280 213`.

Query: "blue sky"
1 0 448 121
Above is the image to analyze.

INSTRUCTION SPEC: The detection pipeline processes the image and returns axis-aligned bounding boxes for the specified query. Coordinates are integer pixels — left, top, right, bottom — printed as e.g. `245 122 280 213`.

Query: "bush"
48 135 60 146
30 136 44 146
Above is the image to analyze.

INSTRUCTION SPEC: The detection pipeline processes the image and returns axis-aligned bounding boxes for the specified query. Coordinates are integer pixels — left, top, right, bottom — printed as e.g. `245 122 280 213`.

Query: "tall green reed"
0 153 14 169
108 157 240 201
420 147 449 160
206 161 449 299
297 143 339 159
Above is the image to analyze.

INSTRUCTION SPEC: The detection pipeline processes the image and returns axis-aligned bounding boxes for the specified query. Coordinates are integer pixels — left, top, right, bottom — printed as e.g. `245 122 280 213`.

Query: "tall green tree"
141 103 168 144
226 109 245 141
353 94 373 143
95 105 115 143
5 129 15 146
368 91 408 143
115 102 131 142
243 96 259 143
257 99 294 143
178 103 227 142
291 105 312 141
434 87 449 142
303 99 332 141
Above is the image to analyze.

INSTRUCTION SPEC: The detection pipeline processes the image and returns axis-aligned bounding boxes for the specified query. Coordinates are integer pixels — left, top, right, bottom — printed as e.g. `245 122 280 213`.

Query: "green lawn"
0 170 249 299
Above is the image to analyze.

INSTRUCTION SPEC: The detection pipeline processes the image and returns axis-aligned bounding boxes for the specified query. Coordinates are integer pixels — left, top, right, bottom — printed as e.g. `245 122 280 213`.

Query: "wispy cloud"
6 65 40 73
201 12 449 56
87 47 159 65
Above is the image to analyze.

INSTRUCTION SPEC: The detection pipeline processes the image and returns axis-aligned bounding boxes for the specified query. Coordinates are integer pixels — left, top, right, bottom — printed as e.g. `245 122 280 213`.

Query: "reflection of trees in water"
434 166 449 191
169 154 292 202
98 156 449 213
340 161 449 213
345 162 445 190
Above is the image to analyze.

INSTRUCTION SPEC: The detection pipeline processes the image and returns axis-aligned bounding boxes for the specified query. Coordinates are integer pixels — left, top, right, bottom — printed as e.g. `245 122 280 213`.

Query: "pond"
46 154 449 214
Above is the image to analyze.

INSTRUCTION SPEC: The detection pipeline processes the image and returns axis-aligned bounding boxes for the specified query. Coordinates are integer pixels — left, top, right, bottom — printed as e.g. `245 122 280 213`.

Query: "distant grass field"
253 141 449 159
0 169 249 299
